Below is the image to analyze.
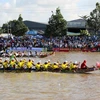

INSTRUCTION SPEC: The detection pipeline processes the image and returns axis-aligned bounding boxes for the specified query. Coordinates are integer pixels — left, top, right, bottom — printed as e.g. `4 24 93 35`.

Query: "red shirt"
81 60 87 69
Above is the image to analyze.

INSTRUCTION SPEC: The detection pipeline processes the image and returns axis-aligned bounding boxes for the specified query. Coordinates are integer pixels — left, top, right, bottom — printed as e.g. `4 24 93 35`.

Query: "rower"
69 62 74 70
17 59 24 69
22 59 27 64
3 59 9 69
81 60 88 69
96 62 100 69
9 53 16 61
61 61 69 70
35 61 41 71
0 58 3 68
26 59 33 69
9 59 16 69
43 61 48 71
35 51 37 56
52 62 59 71
74 61 80 68
72 61 78 70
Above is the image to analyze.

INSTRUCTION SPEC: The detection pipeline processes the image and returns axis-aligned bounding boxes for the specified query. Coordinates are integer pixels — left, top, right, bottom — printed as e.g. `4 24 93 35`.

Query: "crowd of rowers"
0 57 92 71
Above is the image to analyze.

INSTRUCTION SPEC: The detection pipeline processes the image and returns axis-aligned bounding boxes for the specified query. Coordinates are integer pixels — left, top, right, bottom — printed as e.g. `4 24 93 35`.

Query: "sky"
0 0 100 27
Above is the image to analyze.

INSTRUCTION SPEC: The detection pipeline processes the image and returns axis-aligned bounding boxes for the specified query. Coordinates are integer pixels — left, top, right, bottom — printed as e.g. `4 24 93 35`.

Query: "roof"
0 33 13 38
24 19 86 30
23 20 47 30
67 19 86 28
68 19 86 23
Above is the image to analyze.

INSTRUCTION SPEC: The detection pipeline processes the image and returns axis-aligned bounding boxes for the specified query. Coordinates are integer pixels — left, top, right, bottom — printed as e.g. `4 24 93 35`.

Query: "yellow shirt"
35 64 41 70
47 62 51 67
61 64 67 69
70 63 75 70
52 64 59 69
27 61 33 68
43 64 48 70
22 59 26 64
10 61 16 66
3 61 9 68
18 62 24 68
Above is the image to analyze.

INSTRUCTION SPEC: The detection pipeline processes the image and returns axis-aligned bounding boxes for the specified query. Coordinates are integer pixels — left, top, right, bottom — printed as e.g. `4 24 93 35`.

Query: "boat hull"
0 67 96 73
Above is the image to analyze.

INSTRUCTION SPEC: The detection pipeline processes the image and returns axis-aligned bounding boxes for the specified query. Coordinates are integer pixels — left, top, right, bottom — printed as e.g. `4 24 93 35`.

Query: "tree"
1 14 28 36
45 7 67 37
0 28 3 34
2 23 8 33
12 14 28 36
80 30 90 36
86 2 100 34
80 15 89 28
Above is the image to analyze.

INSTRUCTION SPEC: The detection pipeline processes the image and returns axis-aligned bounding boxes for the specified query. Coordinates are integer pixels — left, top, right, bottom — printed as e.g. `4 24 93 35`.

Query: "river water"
0 52 100 100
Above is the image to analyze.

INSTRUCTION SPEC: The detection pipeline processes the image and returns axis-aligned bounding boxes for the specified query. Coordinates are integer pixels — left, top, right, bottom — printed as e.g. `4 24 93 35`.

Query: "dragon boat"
0 52 54 58
0 67 97 73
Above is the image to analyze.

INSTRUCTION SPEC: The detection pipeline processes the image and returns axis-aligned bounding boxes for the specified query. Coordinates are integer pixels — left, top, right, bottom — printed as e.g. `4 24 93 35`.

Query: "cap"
20 59 22 61
54 62 57 64
74 61 78 64
48 60 50 62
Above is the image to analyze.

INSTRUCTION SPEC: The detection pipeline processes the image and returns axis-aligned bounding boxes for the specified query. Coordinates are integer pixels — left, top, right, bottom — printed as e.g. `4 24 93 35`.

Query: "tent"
67 32 80 36
26 30 37 35
0 33 13 38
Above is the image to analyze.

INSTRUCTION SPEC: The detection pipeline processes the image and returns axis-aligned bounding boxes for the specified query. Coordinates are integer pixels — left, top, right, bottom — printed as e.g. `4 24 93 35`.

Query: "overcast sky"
0 0 100 26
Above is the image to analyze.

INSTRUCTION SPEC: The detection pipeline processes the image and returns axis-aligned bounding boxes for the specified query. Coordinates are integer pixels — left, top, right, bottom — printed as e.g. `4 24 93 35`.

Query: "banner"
9 47 44 52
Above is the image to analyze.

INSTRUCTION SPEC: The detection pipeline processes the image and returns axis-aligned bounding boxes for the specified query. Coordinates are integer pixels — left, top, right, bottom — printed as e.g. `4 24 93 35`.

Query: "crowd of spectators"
0 34 100 53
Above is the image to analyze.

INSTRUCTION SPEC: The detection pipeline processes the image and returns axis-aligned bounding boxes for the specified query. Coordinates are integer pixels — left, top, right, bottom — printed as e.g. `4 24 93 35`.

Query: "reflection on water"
0 52 100 100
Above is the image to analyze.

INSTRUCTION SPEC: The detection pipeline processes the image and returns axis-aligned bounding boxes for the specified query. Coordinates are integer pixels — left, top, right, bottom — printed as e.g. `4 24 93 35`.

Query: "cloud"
0 0 100 27
4 2 11 9
13 0 16 6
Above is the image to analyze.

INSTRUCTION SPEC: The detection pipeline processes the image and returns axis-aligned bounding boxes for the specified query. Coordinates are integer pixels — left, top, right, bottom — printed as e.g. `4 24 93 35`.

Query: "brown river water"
0 52 100 100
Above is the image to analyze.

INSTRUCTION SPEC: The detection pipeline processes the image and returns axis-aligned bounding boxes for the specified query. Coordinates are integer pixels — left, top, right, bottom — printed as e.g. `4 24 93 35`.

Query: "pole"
10 22 11 37
8 22 9 34
59 33 61 51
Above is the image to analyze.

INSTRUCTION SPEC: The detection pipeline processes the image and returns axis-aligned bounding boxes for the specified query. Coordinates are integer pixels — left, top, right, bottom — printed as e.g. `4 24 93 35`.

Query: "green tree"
2 14 28 36
2 23 8 33
0 28 3 34
80 15 89 29
87 2 100 34
80 30 90 36
45 7 67 37
12 14 28 36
